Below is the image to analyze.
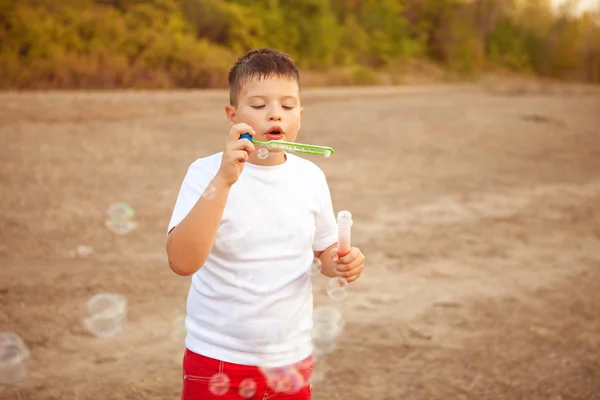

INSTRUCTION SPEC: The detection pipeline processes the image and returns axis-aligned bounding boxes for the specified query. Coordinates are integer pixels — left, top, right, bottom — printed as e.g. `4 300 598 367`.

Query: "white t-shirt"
167 152 338 367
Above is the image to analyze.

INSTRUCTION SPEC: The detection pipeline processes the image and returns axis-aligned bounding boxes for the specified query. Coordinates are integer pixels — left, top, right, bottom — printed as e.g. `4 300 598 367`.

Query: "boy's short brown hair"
228 48 300 106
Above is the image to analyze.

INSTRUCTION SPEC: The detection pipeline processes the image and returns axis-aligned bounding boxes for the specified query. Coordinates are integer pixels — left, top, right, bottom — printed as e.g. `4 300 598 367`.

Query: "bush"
0 0 599 88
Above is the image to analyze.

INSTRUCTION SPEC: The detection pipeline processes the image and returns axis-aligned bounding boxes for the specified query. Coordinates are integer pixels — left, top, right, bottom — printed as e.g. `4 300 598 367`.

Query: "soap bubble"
83 293 127 338
311 306 344 356
329 277 348 290
313 306 343 326
324 150 332 158
209 373 230 395
238 378 257 398
105 219 137 235
107 203 135 220
263 369 281 392
0 332 30 384
327 287 348 301
312 337 337 357
310 358 331 385
76 245 93 257
294 356 314 372
105 202 137 235
312 321 343 342
327 277 348 300
277 367 305 394
260 357 313 394
310 258 322 275
257 147 269 160
262 366 304 394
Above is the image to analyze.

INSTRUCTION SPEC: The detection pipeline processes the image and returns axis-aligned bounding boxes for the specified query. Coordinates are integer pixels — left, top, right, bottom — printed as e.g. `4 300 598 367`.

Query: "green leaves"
1 0 599 88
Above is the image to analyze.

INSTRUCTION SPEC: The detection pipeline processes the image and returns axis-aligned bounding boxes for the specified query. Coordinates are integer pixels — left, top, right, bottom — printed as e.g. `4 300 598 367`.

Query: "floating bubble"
105 219 137 235
313 306 343 326
264 371 281 392
261 366 304 394
107 203 135 220
312 321 343 342
311 306 344 356
238 378 257 398
202 184 217 200
329 277 348 290
294 356 314 372
312 337 337 357
83 293 127 338
105 202 136 235
209 373 230 396
0 332 30 384
324 150 332 158
277 367 305 394
327 287 348 301
257 147 269 160
310 258 322 275
309 358 330 385
327 277 349 300
76 245 93 257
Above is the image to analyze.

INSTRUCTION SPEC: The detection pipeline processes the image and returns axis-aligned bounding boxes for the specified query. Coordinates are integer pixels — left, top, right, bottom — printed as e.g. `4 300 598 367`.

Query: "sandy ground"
1 84 599 400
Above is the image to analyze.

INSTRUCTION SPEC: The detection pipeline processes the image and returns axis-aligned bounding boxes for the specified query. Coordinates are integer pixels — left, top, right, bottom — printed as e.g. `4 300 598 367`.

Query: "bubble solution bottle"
328 210 353 299
336 210 353 258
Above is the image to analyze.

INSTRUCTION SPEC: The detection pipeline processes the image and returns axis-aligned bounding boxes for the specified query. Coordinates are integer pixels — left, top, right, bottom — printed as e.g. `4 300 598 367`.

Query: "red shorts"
182 348 313 400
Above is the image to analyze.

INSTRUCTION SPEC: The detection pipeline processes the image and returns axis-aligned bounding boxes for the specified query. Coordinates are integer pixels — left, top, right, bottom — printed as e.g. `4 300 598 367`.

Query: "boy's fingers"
233 138 255 154
335 264 363 279
232 150 249 163
229 123 255 141
335 257 363 273
329 247 339 262
338 249 359 265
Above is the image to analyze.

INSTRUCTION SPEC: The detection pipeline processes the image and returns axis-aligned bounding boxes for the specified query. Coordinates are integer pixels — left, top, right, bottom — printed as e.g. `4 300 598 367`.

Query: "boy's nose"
268 111 282 121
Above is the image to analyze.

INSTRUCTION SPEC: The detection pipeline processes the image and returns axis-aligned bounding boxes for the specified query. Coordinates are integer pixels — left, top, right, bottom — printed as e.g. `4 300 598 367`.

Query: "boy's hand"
216 123 255 186
330 246 365 283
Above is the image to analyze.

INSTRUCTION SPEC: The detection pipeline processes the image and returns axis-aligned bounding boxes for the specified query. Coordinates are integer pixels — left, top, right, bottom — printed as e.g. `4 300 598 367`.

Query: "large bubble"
83 293 127 338
0 332 30 384
208 373 230 396
105 203 137 235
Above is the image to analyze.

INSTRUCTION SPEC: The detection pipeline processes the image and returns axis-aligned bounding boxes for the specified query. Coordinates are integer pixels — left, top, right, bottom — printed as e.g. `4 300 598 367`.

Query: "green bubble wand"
239 133 334 158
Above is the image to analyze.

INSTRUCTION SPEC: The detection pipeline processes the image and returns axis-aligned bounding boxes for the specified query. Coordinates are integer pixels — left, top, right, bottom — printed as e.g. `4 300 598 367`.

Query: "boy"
166 48 365 399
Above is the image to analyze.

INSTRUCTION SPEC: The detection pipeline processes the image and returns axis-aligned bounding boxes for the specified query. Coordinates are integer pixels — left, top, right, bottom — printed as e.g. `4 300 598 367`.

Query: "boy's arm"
314 243 338 278
167 123 255 276
166 174 231 276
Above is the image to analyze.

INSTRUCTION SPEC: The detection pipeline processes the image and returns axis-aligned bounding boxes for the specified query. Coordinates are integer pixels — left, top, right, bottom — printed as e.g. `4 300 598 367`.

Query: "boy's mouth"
265 127 284 140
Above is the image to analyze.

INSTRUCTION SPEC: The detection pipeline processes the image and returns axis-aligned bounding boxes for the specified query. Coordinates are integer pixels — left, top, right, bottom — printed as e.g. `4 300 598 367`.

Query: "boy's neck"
247 151 287 166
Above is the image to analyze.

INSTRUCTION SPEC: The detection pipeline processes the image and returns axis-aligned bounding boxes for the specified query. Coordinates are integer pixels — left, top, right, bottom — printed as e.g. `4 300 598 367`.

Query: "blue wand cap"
239 133 253 142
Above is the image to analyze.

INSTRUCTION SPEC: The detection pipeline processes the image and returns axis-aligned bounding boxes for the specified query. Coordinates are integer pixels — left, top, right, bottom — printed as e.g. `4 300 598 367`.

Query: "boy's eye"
251 105 265 109
282 105 294 110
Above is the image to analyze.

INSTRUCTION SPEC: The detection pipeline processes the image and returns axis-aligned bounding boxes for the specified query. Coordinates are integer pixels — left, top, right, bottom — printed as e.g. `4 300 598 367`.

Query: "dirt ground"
1 83 600 400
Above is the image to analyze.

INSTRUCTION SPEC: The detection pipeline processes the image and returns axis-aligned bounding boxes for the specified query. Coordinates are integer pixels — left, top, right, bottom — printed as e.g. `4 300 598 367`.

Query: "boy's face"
226 75 303 151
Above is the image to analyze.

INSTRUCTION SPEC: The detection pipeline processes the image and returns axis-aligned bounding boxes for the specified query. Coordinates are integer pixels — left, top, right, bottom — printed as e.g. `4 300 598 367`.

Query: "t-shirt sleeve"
312 170 338 252
167 159 216 235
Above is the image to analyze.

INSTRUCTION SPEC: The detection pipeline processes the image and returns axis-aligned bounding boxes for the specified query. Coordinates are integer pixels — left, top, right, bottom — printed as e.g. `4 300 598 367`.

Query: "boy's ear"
225 104 236 124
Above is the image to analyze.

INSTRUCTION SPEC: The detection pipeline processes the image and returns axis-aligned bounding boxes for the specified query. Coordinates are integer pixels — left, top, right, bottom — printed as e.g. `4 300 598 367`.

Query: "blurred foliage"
0 0 599 88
